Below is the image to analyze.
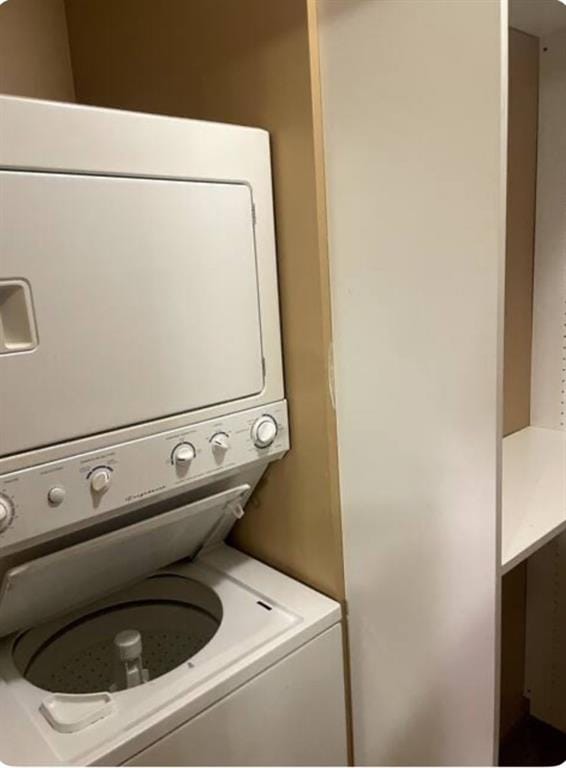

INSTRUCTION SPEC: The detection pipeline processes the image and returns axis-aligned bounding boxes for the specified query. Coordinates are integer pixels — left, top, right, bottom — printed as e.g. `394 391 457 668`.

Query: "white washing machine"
0 97 348 766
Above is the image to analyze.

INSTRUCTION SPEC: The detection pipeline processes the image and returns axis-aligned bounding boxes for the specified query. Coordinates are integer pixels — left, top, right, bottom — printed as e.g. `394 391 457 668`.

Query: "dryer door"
0 172 263 456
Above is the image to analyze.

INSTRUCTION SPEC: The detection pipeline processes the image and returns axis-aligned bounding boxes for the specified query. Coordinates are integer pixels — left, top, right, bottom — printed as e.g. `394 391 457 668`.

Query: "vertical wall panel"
504 28 538 437
526 533 566 731
318 1 506 764
0 0 74 102
530 27 566 430
524 24 566 733
500 563 529 743
498 27 539 745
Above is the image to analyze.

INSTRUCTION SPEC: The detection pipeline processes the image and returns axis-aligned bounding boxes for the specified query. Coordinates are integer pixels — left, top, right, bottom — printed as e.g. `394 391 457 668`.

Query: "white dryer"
0 97 348 766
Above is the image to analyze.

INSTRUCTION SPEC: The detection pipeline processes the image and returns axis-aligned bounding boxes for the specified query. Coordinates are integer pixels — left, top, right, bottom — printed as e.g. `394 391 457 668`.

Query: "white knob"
48 486 66 506
252 416 278 448
211 432 230 452
172 442 196 466
0 495 14 533
90 468 112 494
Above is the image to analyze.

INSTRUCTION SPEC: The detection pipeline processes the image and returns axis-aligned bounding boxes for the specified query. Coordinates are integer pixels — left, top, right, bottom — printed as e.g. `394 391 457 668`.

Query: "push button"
48 486 66 506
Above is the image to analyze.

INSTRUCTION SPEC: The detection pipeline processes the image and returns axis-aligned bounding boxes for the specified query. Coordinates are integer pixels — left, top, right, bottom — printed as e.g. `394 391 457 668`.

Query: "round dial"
251 415 278 449
90 468 112 494
211 432 230 453
0 494 14 533
172 442 196 466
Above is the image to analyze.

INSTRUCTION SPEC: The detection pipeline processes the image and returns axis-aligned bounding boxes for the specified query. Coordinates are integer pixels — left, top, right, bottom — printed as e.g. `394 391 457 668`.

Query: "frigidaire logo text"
125 485 166 503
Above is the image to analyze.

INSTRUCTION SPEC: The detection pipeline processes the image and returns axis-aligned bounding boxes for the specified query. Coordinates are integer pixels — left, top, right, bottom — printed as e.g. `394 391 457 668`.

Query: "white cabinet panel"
318 0 505 764
0 173 263 455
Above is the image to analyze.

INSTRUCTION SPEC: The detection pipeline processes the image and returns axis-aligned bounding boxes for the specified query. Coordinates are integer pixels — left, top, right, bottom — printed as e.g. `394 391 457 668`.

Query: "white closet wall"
317 1 506 764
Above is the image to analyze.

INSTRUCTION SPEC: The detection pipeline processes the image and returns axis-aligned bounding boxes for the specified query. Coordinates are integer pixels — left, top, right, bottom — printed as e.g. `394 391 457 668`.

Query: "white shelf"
502 426 566 573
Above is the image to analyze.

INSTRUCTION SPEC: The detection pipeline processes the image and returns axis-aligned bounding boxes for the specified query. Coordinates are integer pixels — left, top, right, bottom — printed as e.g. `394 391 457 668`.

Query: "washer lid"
0 484 249 638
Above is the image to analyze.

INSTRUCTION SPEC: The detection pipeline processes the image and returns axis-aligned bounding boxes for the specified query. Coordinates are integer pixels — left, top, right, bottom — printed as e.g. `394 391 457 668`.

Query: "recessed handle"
0 279 37 354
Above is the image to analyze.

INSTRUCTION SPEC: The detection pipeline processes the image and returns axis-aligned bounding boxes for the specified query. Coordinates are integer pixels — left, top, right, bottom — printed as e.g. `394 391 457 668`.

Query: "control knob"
90 468 112 494
211 432 230 453
172 442 196 466
0 494 14 533
251 415 278 448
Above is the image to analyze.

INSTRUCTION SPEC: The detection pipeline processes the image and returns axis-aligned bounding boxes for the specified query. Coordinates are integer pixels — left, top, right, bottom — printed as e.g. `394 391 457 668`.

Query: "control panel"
0 402 288 551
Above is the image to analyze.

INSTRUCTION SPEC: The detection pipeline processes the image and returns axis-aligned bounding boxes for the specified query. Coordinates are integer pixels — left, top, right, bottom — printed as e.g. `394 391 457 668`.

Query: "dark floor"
500 716 566 766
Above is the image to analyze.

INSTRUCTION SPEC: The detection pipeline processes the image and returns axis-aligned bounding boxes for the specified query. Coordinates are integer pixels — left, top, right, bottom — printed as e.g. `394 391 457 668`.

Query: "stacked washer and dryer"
0 97 348 766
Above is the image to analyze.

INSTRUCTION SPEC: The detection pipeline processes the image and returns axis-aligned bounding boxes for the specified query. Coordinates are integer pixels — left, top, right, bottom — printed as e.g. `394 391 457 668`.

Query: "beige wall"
64 0 345 601
0 0 74 101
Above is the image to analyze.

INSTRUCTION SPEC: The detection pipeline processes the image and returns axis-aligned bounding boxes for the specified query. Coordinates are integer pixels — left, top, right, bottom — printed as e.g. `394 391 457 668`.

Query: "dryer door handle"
0 279 38 354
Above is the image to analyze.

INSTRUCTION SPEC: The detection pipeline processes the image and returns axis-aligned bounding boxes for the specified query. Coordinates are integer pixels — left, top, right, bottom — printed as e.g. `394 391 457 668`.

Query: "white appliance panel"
0 547 344 767
0 401 288 555
125 625 348 767
0 172 264 457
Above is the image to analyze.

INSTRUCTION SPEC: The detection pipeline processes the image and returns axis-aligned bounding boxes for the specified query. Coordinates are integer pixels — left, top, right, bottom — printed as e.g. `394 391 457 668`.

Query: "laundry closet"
2 0 566 766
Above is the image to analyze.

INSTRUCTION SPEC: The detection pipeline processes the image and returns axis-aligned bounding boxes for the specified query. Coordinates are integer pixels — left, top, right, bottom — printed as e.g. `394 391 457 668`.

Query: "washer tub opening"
12 575 223 694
